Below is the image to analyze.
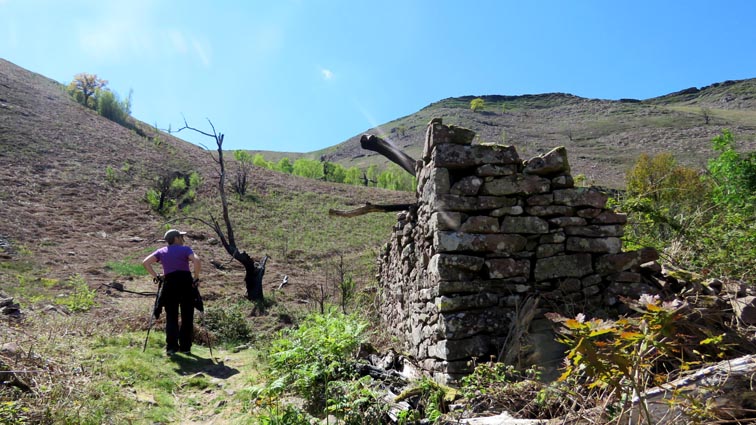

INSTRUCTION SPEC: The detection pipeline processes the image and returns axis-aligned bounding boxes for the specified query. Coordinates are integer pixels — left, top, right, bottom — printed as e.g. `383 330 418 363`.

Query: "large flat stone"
534 254 593 281
553 188 609 208
433 143 519 169
434 231 528 253
485 258 531 279
481 175 551 196
566 237 622 254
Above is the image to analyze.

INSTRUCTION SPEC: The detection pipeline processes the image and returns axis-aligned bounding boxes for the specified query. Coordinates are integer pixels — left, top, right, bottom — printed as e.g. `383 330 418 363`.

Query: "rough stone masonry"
378 118 659 383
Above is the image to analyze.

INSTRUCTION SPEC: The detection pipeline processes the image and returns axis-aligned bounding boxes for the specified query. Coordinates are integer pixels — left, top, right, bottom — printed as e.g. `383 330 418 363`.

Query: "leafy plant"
326 376 388 424
203 302 252 346
547 295 725 424
96 87 132 125
55 274 96 312
395 378 456 423
105 165 118 185
470 97 485 112
0 401 29 425
265 309 367 410
460 362 567 419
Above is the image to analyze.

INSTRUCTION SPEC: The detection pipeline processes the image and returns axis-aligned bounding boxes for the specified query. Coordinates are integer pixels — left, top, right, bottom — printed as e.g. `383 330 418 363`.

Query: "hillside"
294 79 756 188
0 58 411 286
0 58 417 422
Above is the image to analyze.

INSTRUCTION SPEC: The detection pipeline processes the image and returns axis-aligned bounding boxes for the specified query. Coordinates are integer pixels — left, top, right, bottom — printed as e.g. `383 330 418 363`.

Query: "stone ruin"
378 118 659 383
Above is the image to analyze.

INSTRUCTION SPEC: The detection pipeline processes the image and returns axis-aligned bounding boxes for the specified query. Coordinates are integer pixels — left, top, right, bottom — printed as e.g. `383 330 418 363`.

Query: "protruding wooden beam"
329 202 413 218
360 134 417 176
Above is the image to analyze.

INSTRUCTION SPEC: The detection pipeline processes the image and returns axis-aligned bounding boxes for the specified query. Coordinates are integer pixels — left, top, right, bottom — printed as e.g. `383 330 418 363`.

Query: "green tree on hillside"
145 171 200 215
365 165 379 187
470 97 485 112
292 158 325 179
232 150 254 196
274 157 294 174
323 161 347 183
707 129 756 208
253 153 272 169
68 73 107 107
344 166 362 185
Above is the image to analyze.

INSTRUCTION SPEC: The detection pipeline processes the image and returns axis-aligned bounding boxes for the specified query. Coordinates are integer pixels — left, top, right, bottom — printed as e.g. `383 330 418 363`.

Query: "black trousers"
163 271 195 352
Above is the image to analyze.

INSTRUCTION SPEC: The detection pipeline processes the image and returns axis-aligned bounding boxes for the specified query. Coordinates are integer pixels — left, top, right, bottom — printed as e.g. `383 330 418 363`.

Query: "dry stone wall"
378 119 658 383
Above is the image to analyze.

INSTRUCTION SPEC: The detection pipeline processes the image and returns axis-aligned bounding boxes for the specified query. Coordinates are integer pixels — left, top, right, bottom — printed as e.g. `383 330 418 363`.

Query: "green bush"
619 132 755 279
55 274 96 312
96 88 131 125
707 129 756 208
292 158 324 179
203 303 252 346
266 309 367 410
145 170 201 215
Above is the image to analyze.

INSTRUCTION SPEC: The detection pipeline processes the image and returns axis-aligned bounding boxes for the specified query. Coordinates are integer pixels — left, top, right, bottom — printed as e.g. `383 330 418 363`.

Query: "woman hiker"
143 229 202 355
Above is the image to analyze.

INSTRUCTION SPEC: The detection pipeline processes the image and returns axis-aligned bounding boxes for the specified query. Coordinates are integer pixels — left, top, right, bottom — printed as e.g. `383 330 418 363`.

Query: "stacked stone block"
378 119 658 383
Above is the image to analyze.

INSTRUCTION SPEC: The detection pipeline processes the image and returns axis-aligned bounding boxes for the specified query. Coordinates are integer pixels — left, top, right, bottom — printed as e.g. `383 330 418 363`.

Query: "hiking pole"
202 311 215 362
142 276 164 352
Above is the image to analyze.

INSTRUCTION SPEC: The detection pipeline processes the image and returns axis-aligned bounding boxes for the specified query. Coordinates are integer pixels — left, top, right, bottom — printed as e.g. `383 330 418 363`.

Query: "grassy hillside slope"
0 59 412 422
292 79 756 188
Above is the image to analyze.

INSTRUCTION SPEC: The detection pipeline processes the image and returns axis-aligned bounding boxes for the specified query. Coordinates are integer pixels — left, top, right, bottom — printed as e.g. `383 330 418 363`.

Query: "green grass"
665 105 756 127
183 189 397 273
21 323 266 424
106 260 149 277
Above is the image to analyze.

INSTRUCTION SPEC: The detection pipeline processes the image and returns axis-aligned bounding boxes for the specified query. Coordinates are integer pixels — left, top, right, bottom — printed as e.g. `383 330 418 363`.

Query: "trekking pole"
202 311 215 362
142 276 164 352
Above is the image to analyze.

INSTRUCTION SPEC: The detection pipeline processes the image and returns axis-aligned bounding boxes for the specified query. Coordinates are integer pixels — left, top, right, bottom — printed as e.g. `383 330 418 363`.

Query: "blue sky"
2 0 755 152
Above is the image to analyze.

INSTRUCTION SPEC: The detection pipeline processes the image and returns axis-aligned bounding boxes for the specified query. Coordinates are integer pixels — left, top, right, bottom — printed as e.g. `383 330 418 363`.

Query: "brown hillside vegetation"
0 58 411 287
304 80 756 189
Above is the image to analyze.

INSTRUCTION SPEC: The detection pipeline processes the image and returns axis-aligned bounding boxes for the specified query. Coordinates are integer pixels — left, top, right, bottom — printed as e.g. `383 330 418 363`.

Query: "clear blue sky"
2 0 755 152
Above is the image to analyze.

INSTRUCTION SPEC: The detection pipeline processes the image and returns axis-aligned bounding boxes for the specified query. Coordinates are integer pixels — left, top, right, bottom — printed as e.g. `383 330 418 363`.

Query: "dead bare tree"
172 119 266 301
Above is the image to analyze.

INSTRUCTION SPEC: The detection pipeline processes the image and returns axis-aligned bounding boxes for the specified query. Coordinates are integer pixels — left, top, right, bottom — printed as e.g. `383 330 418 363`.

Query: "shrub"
105 165 117 185
203 303 252 346
55 274 96 312
292 158 324 179
145 171 201 215
707 129 756 209
547 295 727 424
96 88 131 125
619 131 755 279
0 401 29 425
253 153 273 169
265 309 367 410
470 97 485 112
274 157 294 174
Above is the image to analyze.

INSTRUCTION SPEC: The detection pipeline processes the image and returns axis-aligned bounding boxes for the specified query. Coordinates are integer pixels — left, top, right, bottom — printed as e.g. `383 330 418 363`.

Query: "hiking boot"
166 349 176 356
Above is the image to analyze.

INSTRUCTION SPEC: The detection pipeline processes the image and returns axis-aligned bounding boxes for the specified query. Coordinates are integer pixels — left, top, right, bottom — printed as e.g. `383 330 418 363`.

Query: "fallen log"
329 202 413 218
631 354 756 424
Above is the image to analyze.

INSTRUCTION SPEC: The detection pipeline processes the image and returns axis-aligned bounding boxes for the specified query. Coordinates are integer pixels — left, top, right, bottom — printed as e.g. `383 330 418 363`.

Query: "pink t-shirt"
151 245 194 275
